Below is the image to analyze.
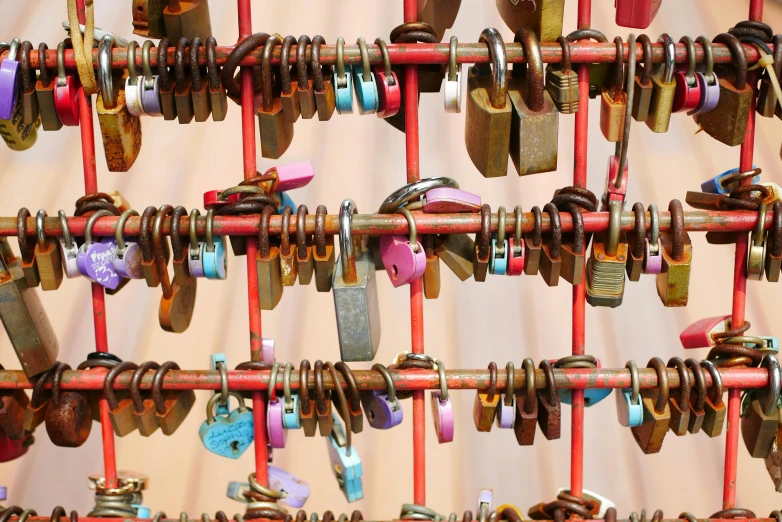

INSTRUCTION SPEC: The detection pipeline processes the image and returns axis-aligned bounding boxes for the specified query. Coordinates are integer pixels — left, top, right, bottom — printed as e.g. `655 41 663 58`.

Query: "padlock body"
465 71 512 178
694 78 753 146
656 232 692 307
495 0 565 42
508 84 559 176
630 395 670 454
646 76 676 133
162 0 212 42
332 252 381 362
96 92 142 172
435 234 475 281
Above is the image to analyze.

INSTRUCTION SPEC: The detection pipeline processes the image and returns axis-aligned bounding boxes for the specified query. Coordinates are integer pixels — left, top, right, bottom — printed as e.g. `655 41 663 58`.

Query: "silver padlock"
332 200 381 362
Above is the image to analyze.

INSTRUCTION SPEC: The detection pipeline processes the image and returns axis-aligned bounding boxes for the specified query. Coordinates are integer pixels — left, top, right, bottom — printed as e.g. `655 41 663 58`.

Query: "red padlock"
0 430 31 462
615 0 662 29
203 190 237 211
53 42 80 127
602 155 628 210
672 36 702 113
680 315 731 348
374 38 401 119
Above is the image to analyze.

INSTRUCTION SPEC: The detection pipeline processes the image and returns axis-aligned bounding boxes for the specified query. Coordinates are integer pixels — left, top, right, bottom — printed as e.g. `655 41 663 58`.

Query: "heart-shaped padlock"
199 392 254 459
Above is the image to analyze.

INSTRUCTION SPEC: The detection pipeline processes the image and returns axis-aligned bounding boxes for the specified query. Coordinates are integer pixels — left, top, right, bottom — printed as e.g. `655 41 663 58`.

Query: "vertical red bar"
569 0 591 500
74 0 118 491
403 0 425 507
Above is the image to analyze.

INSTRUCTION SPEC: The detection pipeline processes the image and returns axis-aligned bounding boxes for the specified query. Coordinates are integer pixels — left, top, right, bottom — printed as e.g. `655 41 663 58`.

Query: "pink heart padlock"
262 162 315 193
379 235 426 287
431 391 454 443
423 187 482 213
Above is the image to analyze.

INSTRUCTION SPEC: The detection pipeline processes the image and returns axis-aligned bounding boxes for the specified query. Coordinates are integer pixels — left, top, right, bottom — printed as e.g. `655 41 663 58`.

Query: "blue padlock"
334 37 354 115
701 166 759 194
353 38 379 115
490 238 508 275
133 505 151 518
199 392 255 459
211 354 230 416
203 237 228 280
275 191 296 214
615 361 643 427
326 414 363 502
553 357 613 407
281 363 301 429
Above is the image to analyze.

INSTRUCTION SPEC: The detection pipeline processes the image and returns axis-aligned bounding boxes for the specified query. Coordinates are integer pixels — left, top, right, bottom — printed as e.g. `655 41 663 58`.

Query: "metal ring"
754 203 769 247
373 363 397 402
7 37 19 61
142 40 155 89
336 37 347 83
219 185 264 200
761 355 781 416
357 37 371 78
679 36 697 82
397 207 419 252
496 206 507 248
283 363 294 406
339 199 358 276
626 360 640 405
701 359 724 402
648 357 669 413
35 210 47 249
191 37 203 91
216 361 229 405
696 36 715 81
205 209 216 252
606 200 621 256
378 177 459 214
374 38 394 83
268 362 280 403
448 36 458 81
504 362 515 405
514 206 523 246
523 357 536 414
115 209 139 256
248 473 284 500
98 35 117 108
648 204 659 249
56 42 67 85
434 359 448 400
658 33 675 84
189 209 201 259
127 40 139 81
479 27 507 109
85 209 113 246
719 167 762 189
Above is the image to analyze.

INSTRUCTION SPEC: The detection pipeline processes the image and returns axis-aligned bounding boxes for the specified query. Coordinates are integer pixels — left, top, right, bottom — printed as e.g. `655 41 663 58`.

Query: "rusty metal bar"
1 517 778 522
0 367 767 391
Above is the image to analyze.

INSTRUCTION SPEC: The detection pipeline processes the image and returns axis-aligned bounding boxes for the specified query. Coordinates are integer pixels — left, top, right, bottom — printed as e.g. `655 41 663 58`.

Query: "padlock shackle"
115 209 139 257
130 361 160 413
625 360 640 406
338 199 359 284
378 177 458 214
515 28 544 112
478 27 508 110
104 361 138 410
656 33 675 85
261 34 283 112
667 357 691 411
606 200 621 257
713 33 748 89
701 360 724 405
98 35 117 108
523 358 537 414
636 34 653 85
668 200 685 261
279 35 297 95
647 357 669 414
759 355 781 417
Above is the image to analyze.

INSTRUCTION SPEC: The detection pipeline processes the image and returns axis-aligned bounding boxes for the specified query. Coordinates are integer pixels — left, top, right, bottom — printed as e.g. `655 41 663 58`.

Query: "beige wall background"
1 0 781 518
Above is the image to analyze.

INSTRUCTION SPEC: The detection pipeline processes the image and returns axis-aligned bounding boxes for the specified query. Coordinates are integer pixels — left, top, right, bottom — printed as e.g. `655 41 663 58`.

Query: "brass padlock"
152 361 196 435
435 233 475 282
45 362 92 447
34 210 63 291
509 28 559 176
174 37 195 124
666 357 691 436
19 41 40 126
626 203 646 282
35 43 63 132
586 200 627 307
140 206 170 288
496 0 565 42
539 203 562 287
96 36 142 172
104 361 139 437
473 362 500 432
313 360 333 436
600 37 627 142
465 28 512 178
685 358 706 434
163 0 212 43
545 36 579 114
631 357 671 454
559 203 586 285
17 208 39 289
747 203 768 281
422 236 441 299
297 360 318 437
130 361 161 437
296 36 317 120
645 33 676 133
157 38 178 121
312 35 336 121
766 201 782 282
632 35 654 122
694 33 753 146
656 200 692 307
473 205 491 282
313 205 336 292
190 38 212 122
701 360 726 438
524 206 543 275
741 355 780 458
279 207 299 286
257 206 283 310
206 37 228 122
132 0 166 38
296 205 314 285
157 206 197 334
279 35 301 123
258 35 294 159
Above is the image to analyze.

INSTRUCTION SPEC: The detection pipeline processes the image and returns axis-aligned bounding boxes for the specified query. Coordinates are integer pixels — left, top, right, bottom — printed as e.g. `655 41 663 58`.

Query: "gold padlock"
646 34 676 134
496 0 565 42
258 35 294 159
312 36 336 121
163 0 212 43
132 0 166 38
657 200 692 307
631 35 654 122
545 36 579 114
600 37 627 142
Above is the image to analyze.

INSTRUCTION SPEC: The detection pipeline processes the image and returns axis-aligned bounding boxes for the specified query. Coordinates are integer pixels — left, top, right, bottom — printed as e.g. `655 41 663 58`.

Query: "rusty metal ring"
20 41 35 91
267 362 280 403
75 191 114 208
771 34 782 79
16 208 34 262
486 362 497 402
335 361 362 414
710 509 757 520
636 34 653 84
720 196 760 211
708 344 764 365
261 34 283 111
555 354 597 369
297 35 312 90
551 193 597 213
153 204 174 266
667 357 691 412
712 319 752 340
30 365 55 409
648 357 669 413
130 361 160 413
632 202 647 258
327 361 353 447
562 203 584 254
0 508 24 522
206 37 221 91
733 28 773 45
175 37 190 93
611 36 624 93
51 362 71 406
701 359 724 404
769 201 782 258
296 205 309 259
543 203 562 259
555 36 572 73
555 493 597 511
215 197 277 216
299 359 312 413
38 42 52 86
734 20 774 41
566 29 608 44
50 507 66 522
531 206 542 246
280 206 293 256
104 361 138 411
478 204 491 260
685 358 707 412
731 184 769 201
515 28 543 110
280 35 296 95
543 500 593 520
140 206 157 262
221 32 270 98
170 205 187 261
390 22 438 43
190 37 203 91
540 359 557 403
74 200 121 217
258 205 275 258
713 33 748 89
668 199 684 261
157 37 172 90
523 357 536 414
314 360 328 415
315 205 328 257
311 35 329 92
151 361 180 414
215 513 229 522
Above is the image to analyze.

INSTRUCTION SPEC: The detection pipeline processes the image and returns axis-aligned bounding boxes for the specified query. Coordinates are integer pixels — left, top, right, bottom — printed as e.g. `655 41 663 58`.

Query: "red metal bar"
11 210 777 238
22 42 768 69
0 367 766 391
6 517 780 522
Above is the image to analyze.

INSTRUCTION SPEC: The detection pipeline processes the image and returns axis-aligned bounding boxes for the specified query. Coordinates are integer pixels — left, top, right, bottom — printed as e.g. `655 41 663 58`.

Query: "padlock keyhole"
391 265 398 280
368 409 376 420
231 440 240 453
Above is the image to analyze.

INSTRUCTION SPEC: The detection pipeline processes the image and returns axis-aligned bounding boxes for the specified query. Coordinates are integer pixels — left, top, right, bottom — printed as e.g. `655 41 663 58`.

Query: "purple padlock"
496 362 516 429
262 162 315 193
379 235 426 287
266 363 287 449
431 359 454 443
423 187 481 214
77 210 120 290
361 364 403 429
688 72 720 116
268 466 310 508
0 39 22 121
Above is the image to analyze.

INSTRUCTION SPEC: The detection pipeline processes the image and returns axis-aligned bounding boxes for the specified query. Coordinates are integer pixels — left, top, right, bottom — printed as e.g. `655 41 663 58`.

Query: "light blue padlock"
554 357 613 407
202 209 227 280
334 37 354 115
326 413 363 502
211 354 230 416
199 392 254 459
133 505 151 518
490 239 508 275
353 38 379 115
615 361 643 427
701 166 759 194
276 191 296 214
281 363 301 429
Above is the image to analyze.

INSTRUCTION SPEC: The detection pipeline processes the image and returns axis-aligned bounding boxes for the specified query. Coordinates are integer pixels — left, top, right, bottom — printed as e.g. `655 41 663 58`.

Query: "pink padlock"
507 207 525 276
423 187 482 214
380 208 426 287
261 162 315 193
615 0 662 29
680 315 731 349
431 359 454 444
262 338 275 365
602 156 628 210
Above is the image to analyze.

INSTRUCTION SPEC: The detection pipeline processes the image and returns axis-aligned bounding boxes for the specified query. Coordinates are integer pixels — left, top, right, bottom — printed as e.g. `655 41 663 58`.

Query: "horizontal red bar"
1 210 769 238
1 517 778 522
0 367 767 391
9 41 765 70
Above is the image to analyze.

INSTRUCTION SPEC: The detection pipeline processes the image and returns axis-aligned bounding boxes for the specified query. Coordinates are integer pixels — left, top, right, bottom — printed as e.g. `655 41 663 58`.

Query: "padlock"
0 40 37 150
19 42 40 126
688 36 721 117
474 362 500 432
201 211 227 281
702 166 760 194
539 203 562 287
298 360 318 437
643 204 663 275
200 392 254 459
278 36 301 123
496 362 516 429
333 38 354 114
631 358 671 454
313 205 336 292
646 34 676 133
52 42 79 127
33 211 63 291
514 358 538 446
537 360 561 439
465 28 512 178
666 357 691 436
741 355 780 458
203 37 227 122
0 387 29 441
685 358 706 434
559 203 586 285
138 41 165 118
631 35 654 122
0 38 21 121
0 98 38 151
417 0 461 41
23 366 53 433
155 38 178 121
507 207 526 276
278 207 298 287
279 363 301 430
313 361 333 436
443 36 462 114
266 363 288 448
672 37 702 113
112 210 143 280
756 34 781 118
326 414 363 502
189 38 211 122
435 233 475 281
353 38 379 115
474 205 492 282
431 359 454 443
96 36 142 172
132 0 166 38
34 43 63 131
490 207 509 276
0 430 30 462
616 361 643 428
257 162 315 194
162 0 212 43
140 207 169 287
626 203 646 282
57 211 80 279
766 201 782 282
657 200 692 307
258 35 294 159
152 361 196 435
312 35 336 121
567 29 612 99
694 33 753 146
77 210 121 290
748 203 768 281
701 360 726 438
173 37 194 124
331 361 363 435
509 29 559 175
496 0 565 42
0 238 58 378
44 363 92 447
104 361 139 437
130 361 160 437
525 206 543 275
545 36 579 114
680 315 732 349
157 206 197 333
293 206 314 286
373 38 402 119
615 0 661 28
587 200 627 307
600 37 627 142
125 41 147 118
294 35 317 120
333 200 381 362
380 208 426 287
361 364 403 430
16 208 39 289
256 206 283 310
422 236 441 298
